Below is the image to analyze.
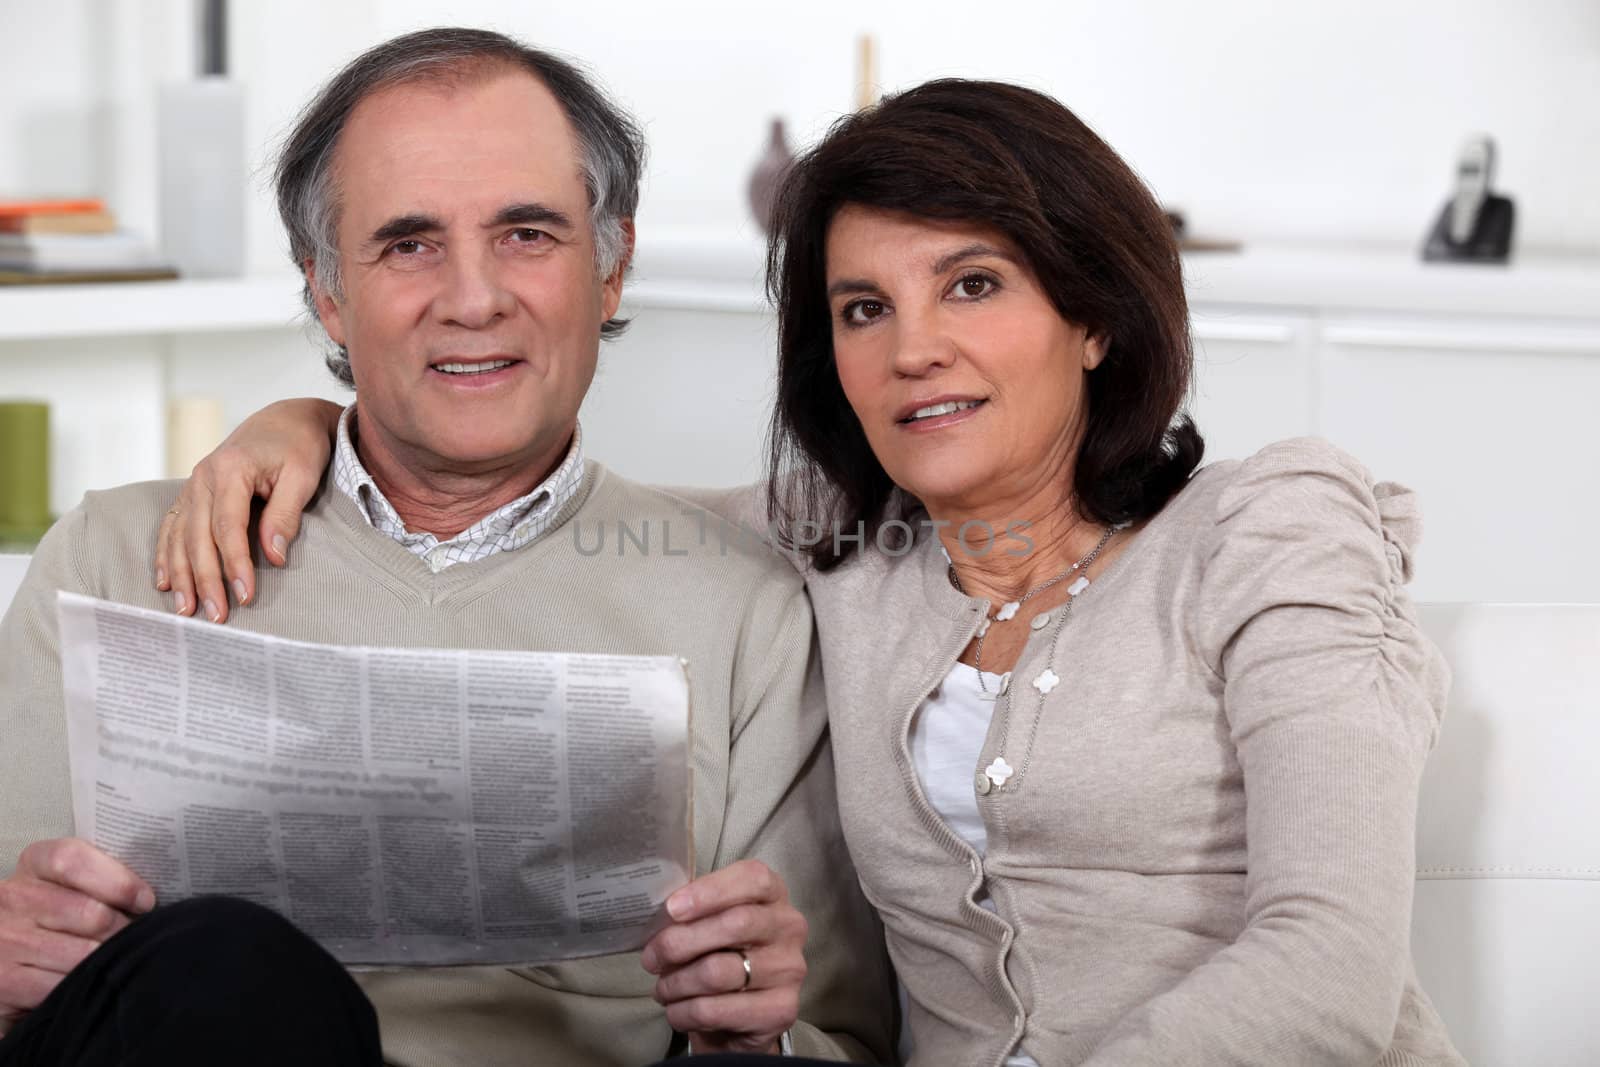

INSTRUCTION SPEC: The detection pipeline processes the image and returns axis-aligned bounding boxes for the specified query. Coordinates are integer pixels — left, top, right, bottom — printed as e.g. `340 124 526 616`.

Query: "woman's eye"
953 274 995 299
844 300 886 325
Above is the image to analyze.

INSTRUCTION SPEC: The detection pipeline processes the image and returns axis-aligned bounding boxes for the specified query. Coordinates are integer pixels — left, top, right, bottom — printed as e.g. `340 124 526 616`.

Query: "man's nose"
434 245 517 328
890 308 959 378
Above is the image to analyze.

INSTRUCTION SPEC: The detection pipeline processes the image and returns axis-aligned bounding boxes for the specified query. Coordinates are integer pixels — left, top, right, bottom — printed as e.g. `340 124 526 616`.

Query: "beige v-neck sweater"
705 437 1464 1066
0 462 893 1066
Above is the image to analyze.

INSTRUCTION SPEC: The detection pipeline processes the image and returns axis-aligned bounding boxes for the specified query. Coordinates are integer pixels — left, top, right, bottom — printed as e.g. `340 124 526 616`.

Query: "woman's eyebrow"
827 277 879 298
826 242 1017 298
930 242 1012 275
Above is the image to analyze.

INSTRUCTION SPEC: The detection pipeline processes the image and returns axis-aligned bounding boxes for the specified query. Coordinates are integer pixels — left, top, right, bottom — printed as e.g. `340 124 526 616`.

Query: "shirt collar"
331 404 585 571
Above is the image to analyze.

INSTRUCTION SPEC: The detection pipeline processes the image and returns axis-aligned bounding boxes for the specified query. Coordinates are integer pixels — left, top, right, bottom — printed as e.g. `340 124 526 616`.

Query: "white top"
905 660 1040 1067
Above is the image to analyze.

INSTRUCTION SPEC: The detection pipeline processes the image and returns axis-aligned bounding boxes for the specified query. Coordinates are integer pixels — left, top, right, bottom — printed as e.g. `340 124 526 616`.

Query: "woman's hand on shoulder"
154 397 342 623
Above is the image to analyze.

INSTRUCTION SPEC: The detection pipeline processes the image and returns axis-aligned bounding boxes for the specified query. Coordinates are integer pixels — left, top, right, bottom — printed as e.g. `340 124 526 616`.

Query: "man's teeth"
435 359 515 375
908 400 981 421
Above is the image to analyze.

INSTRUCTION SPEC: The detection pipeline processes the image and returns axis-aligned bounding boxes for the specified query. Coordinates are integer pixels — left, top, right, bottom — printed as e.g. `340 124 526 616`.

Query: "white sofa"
0 553 1593 1064
1411 603 1599 1065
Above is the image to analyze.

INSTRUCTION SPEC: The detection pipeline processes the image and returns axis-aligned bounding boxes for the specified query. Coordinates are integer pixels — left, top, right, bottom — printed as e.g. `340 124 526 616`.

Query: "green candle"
0 401 51 541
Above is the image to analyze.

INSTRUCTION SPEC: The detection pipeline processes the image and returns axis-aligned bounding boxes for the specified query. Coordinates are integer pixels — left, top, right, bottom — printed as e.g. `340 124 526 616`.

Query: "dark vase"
747 118 795 234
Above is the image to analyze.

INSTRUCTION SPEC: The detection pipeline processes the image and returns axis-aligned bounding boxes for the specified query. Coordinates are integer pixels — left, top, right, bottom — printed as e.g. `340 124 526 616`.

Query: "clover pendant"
984 757 1014 788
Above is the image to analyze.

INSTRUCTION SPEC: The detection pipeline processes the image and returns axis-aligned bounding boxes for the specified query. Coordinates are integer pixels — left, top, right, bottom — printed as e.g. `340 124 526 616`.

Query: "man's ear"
305 259 346 347
1083 331 1109 371
600 219 635 323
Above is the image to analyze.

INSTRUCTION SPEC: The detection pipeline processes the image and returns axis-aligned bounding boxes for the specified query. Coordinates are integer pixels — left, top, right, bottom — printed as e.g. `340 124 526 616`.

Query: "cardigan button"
974 772 992 796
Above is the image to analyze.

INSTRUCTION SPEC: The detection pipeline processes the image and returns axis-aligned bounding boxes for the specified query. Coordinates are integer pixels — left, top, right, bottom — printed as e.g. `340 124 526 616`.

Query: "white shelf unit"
2 240 1599 603
0 277 309 341
3 241 1598 341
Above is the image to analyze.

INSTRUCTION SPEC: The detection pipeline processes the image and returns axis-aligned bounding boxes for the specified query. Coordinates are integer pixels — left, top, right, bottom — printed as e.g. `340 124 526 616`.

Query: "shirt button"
974 773 992 796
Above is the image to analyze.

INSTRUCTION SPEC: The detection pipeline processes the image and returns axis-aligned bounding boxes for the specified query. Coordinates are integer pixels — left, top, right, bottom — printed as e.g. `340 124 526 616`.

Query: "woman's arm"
1083 439 1450 1065
154 397 342 623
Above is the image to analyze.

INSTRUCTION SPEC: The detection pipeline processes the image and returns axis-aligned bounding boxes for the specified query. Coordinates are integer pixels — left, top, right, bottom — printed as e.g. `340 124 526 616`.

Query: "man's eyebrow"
930 242 1014 275
363 204 574 248
487 202 574 230
366 213 443 246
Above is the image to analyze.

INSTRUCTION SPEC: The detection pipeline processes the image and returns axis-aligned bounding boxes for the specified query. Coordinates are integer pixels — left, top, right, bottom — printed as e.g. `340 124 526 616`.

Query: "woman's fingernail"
272 534 288 560
204 599 220 622
174 592 188 614
155 567 167 589
232 578 248 604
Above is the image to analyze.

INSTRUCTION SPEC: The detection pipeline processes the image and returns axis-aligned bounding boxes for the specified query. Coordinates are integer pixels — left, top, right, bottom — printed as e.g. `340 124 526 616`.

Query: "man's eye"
508 228 549 244
389 240 424 256
843 300 886 325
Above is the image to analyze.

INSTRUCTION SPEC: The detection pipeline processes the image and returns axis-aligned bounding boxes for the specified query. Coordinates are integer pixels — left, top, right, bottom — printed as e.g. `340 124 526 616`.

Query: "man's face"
312 71 626 476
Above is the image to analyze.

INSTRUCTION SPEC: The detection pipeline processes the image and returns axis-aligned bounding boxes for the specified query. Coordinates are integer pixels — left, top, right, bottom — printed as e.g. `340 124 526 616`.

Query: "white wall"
2 0 1598 603
376 0 1600 252
3 0 1598 268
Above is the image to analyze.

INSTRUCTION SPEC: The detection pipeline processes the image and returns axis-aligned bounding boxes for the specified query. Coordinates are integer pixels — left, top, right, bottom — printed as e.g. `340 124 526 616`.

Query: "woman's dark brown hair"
765 78 1203 570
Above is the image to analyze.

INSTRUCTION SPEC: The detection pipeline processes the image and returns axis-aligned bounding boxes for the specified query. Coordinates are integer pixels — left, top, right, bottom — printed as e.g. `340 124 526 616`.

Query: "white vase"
158 76 246 278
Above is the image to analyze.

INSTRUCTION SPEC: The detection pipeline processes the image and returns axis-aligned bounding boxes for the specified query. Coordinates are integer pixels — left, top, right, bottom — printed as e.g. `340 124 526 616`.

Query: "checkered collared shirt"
331 405 585 574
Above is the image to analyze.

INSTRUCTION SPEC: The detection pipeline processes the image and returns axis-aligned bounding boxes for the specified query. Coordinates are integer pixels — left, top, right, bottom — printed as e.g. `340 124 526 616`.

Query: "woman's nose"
889 310 959 378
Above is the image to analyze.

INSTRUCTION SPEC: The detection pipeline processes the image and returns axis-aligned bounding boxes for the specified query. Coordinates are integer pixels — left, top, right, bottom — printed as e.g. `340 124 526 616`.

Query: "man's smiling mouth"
431 359 519 376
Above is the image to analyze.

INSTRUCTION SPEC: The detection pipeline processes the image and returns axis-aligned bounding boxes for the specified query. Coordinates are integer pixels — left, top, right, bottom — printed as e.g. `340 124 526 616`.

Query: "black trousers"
0 894 861 1066
0 895 381 1066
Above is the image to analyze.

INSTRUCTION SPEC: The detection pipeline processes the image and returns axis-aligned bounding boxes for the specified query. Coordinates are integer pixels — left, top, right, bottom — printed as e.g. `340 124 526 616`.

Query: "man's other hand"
0 838 155 1034
640 859 808 1055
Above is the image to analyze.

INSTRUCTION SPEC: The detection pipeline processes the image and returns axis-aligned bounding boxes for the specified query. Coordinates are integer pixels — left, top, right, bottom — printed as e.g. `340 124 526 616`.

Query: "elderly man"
0 28 890 1067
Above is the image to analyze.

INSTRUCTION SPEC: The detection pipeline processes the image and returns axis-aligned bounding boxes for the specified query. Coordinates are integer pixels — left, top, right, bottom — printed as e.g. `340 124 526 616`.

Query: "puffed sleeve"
1082 437 1451 1065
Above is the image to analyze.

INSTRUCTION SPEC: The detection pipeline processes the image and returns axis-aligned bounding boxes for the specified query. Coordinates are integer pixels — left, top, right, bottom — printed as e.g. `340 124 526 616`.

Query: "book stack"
0 199 177 284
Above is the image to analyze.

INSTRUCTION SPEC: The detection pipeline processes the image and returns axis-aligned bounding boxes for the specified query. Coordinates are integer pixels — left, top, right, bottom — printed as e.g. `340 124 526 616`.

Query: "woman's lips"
896 397 986 432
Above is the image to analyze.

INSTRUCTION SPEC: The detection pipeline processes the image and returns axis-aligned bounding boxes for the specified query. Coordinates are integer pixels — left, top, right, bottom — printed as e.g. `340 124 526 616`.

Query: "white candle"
856 34 878 110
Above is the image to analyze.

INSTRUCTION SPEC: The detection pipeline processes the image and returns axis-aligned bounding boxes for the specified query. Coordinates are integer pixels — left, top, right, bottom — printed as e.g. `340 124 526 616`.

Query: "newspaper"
55 592 693 967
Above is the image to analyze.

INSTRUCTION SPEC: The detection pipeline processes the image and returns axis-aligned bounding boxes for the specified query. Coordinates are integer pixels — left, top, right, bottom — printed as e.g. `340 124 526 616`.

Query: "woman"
155 80 1462 1065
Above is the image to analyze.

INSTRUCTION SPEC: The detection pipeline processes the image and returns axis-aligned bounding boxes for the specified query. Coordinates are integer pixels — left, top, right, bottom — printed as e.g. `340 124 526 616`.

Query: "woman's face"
825 205 1105 514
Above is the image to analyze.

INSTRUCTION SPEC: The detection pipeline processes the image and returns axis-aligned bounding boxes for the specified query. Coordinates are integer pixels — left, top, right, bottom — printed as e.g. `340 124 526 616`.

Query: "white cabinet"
1317 315 1600 603
1181 305 1600 603
581 302 775 489
1188 308 1317 462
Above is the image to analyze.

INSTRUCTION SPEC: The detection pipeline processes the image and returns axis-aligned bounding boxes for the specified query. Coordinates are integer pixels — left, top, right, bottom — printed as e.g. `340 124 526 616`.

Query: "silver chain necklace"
947 524 1118 694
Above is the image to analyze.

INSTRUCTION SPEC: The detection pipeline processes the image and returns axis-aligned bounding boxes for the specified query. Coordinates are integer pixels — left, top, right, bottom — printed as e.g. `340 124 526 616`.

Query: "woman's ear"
1083 332 1109 370
305 259 346 347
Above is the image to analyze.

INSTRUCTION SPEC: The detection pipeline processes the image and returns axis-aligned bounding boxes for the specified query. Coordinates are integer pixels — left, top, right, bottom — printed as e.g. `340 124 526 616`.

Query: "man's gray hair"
274 27 647 385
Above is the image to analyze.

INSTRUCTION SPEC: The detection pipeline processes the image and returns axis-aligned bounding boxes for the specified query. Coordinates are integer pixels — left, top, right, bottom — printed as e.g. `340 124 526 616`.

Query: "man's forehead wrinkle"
329 72 591 252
